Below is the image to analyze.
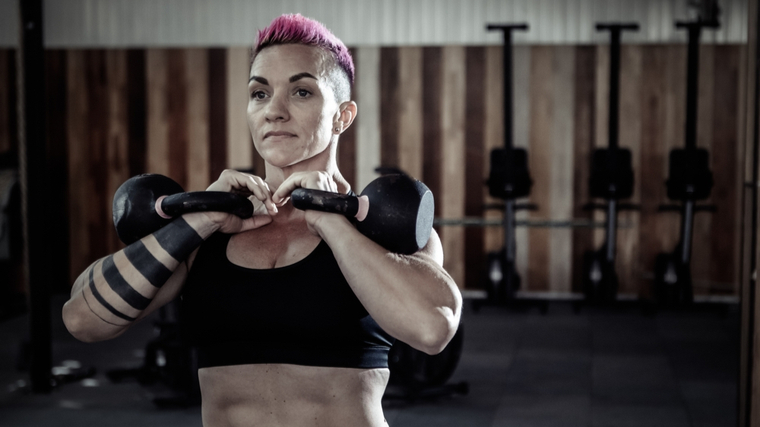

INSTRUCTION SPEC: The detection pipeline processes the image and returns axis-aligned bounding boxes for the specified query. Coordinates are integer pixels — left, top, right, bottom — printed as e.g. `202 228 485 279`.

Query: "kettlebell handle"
290 190 370 222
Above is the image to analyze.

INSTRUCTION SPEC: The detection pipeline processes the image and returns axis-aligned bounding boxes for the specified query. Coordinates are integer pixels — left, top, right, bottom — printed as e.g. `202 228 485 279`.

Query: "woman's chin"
262 155 305 169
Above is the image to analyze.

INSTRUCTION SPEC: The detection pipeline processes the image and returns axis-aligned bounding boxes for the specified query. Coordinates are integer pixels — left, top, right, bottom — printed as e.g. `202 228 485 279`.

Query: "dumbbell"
291 174 434 255
112 174 253 245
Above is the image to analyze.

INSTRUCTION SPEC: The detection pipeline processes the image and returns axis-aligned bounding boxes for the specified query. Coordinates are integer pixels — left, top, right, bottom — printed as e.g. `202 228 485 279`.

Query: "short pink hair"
251 14 354 85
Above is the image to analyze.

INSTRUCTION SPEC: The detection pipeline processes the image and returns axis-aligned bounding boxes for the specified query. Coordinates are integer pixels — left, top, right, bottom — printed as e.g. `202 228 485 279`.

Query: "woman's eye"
295 89 311 98
251 90 267 100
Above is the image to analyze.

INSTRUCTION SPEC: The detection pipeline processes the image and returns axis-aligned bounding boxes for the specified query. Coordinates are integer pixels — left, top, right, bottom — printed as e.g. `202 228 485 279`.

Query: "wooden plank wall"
0 45 747 297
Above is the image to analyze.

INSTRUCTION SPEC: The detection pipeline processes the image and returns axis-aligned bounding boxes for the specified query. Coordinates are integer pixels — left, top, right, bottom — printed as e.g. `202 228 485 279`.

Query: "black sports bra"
182 232 394 369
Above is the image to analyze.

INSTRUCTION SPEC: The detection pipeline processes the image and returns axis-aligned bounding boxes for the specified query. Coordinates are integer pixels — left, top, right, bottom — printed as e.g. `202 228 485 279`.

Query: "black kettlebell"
291 174 434 255
112 174 253 245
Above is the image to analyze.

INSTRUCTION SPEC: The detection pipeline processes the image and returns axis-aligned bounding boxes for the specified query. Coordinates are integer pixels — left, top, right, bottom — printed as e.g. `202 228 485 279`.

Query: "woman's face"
247 44 340 169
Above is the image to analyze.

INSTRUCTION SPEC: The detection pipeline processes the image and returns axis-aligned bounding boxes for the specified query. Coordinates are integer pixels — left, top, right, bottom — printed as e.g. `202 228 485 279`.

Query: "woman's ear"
333 101 357 134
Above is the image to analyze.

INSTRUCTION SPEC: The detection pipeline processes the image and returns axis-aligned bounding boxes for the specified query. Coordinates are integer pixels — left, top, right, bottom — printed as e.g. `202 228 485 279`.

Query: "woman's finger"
273 172 335 203
208 170 277 215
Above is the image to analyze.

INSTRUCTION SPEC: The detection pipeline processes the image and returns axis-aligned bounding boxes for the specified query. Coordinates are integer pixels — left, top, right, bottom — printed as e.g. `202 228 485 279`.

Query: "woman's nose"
265 93 289 122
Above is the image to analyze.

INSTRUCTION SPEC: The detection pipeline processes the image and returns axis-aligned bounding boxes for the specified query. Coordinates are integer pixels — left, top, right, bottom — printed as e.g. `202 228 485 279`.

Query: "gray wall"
0 0 749 48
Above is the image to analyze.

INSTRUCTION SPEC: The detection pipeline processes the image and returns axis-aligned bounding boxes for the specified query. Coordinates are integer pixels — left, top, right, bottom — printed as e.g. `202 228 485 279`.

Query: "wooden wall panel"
709 46 741 291
166 50 189 189
397 47 423 181
440 46 467 288
662 44 688 254
422 47 443 232
84 50 111 260
126 50 146 177
104 50 130 254
571 46 596 293
616 45 642 295
186 49 210 191
691 45 716 293
379 47 399 171
208 48 227 180
548 46 576 293
355 47 381 192
527 46 554 291
146 50 170 176
464 47 486 290
2 44 744 295
638 46 669 299
227 47 253 172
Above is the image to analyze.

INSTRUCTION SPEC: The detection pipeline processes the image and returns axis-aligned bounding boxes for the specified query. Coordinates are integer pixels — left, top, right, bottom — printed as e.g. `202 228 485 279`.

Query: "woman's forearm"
62 214 218 342
316 215 462 354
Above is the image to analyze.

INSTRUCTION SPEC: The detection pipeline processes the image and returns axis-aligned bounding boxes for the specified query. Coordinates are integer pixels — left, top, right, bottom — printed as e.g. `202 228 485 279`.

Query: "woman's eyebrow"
248 73 316 84
289 72 317 83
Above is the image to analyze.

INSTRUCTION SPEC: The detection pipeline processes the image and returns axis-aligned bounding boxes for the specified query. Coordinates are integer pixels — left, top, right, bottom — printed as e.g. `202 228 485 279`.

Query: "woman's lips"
264 131 296 139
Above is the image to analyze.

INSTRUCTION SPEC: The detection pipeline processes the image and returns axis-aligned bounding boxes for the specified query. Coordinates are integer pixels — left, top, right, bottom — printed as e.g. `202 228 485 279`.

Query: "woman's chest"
182 233 368 342
226 224 322 269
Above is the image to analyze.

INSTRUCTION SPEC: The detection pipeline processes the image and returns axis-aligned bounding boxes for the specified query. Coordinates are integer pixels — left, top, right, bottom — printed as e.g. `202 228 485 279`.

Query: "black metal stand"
653 19 719 307
473 23 549 314
580 23 639 307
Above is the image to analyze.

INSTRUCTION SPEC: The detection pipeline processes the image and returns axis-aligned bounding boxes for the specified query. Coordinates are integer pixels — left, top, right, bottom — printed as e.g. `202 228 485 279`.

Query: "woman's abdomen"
198 363 389 427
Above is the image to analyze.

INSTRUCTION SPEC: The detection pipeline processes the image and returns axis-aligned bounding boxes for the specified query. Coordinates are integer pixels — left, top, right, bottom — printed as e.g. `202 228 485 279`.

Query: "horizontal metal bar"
434 217 634 229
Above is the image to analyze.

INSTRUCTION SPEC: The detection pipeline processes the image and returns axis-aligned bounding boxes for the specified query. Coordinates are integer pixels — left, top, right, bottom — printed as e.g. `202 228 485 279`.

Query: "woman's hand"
272 171 350 236
200 169 279 233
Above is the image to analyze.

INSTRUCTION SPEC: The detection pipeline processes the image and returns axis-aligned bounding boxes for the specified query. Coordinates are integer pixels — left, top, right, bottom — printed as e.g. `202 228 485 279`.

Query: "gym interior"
0 0 759 426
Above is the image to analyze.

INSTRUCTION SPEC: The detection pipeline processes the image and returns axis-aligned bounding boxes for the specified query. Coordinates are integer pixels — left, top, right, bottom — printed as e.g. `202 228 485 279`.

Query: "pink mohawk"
252 14 354 84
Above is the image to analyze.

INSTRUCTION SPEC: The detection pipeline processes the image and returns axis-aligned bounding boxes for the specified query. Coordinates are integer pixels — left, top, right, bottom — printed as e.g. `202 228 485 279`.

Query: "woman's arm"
62 214 218 342
313 214 462 355
63 169 277 343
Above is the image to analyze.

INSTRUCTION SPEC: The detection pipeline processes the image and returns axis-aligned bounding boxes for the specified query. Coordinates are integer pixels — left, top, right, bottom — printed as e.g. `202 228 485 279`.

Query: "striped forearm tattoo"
86 216 205 324
153 217 204 262
86 264 136 323
123 240 173 288
101 255 152 310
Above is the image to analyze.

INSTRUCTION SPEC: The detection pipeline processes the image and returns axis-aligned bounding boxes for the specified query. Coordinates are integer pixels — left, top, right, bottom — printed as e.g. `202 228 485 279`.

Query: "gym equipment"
581 23 640 305
653 17 719 306
291 174 434 255
478 23 534 307
385 323 468 402
112 174 254 245
433 216 613 228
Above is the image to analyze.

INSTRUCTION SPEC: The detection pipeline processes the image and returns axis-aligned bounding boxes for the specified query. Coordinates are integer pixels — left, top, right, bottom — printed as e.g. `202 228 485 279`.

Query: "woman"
63 14 461 427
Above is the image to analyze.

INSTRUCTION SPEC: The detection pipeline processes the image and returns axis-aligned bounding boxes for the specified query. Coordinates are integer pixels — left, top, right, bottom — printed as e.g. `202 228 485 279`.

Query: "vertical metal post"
17 0 51 393
595 23 638 264
486 23 528 296
684 24 702 151
502 30 513 151
608 29 621 151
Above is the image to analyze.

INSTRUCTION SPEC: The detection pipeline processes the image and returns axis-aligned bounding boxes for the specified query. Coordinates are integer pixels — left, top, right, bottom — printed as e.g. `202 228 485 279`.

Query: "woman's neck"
264 145 351 195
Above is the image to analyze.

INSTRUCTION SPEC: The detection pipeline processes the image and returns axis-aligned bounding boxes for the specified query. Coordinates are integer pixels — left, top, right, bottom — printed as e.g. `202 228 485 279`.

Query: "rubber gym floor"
0 294 738 427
